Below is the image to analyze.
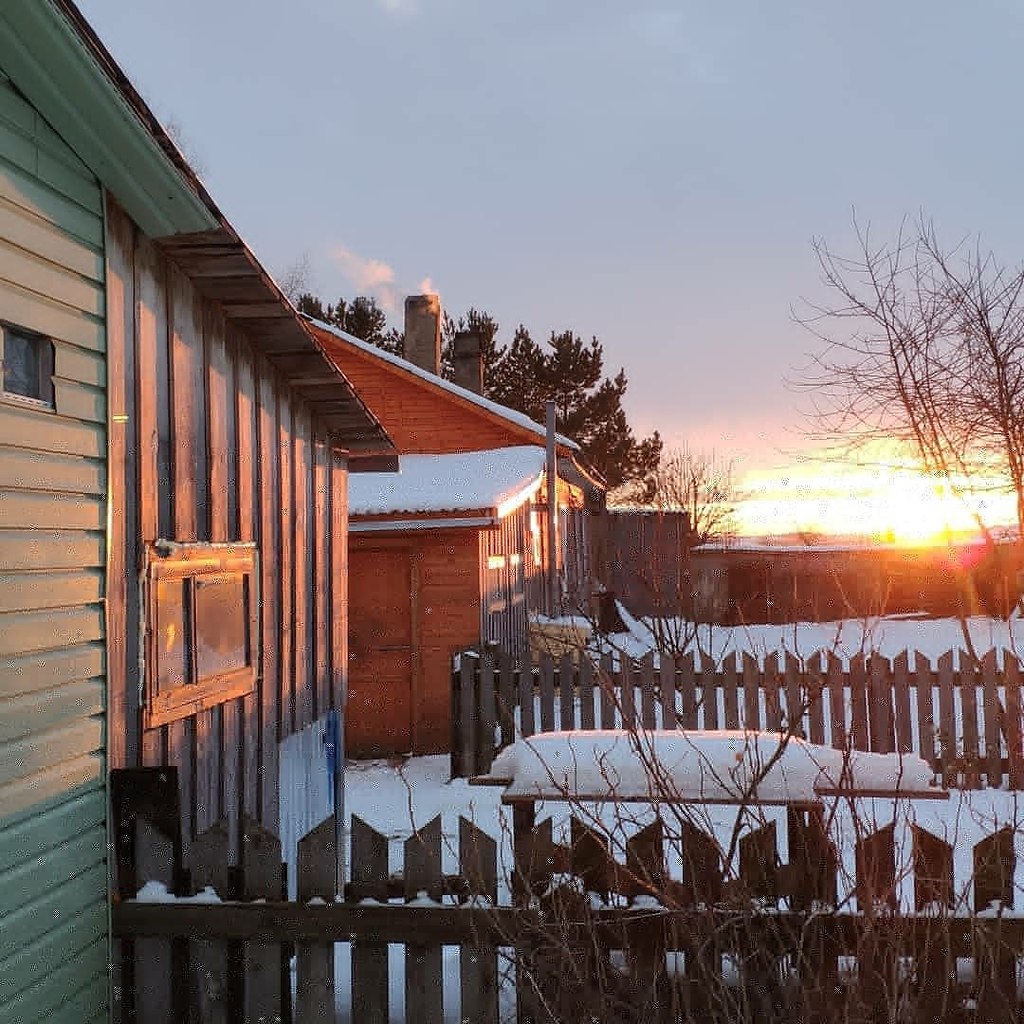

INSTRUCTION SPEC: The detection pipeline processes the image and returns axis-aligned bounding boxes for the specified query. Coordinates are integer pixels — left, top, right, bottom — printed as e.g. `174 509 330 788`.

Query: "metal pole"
546 400 559 616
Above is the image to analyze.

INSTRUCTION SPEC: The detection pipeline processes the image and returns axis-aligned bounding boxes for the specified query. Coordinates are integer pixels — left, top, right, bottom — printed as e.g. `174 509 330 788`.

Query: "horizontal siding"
0 490 104 529
0 444 104 494
1 933 107 1024
0 527 104 569
0 676 103 743
0 641 104 698
0 71 107 1024
0 899 106 1005
0 399 105 457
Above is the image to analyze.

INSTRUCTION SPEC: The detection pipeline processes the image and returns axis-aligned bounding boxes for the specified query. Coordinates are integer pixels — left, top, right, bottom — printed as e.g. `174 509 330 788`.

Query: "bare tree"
647 444 737 546
799 215 1024 617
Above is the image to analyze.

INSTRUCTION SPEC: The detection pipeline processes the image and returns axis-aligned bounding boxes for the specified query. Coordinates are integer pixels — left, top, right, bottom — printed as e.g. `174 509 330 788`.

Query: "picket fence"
111 776 1024 1024
452 647 1024 786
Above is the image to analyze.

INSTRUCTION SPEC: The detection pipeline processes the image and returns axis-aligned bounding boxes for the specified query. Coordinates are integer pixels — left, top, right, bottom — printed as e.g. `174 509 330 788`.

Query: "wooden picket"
112 798 1024 1024
453 646 1024 788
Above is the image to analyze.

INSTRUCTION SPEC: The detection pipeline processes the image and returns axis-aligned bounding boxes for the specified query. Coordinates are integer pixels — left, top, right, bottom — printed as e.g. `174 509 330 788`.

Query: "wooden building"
0 4 391 1021
309 316 604 756
691 538 1024 624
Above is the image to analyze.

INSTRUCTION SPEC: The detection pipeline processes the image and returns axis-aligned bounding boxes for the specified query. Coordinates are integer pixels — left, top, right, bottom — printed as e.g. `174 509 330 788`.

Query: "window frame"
0 323 55 409
144 540 259 729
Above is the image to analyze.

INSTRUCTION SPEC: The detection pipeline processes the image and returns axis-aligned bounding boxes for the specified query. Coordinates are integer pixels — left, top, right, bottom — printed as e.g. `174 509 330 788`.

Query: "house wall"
104 198 348 856
349 529 480 755
479 504 533 657
0 71 109 1024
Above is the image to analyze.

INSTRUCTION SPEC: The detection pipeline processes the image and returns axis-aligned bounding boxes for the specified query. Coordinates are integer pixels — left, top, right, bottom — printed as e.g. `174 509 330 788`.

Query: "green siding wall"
0 69 108 1023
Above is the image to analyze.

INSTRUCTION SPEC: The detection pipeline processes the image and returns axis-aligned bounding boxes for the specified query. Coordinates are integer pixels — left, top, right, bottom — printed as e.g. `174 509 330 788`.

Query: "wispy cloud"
328 243 437 314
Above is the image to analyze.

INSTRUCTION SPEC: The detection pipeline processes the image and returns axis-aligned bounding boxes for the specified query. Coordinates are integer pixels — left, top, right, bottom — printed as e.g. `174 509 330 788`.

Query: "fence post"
960 652 982 789
459 818 499 1024
538 653 556 733
405 817 444 1023
188 821 231 1024
240 817 283 1022
350 817 389 1024
295 817 336 1023
479 651 498 774
868 652 895 754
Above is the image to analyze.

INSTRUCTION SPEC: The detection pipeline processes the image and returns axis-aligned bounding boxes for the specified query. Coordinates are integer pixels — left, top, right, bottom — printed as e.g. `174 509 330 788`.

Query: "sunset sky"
76 1 1024 539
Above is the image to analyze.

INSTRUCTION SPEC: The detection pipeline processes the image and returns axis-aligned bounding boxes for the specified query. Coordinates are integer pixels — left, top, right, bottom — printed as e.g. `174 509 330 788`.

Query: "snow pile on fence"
488 730 940 804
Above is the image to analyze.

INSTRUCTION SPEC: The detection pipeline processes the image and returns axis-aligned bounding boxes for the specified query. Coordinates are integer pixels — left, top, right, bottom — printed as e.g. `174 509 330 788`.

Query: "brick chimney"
452 330 484 394
403 294 441 375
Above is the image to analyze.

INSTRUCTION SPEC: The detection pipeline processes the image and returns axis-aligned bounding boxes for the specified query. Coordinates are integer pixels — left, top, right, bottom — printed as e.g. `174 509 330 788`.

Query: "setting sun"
735 447 1016 544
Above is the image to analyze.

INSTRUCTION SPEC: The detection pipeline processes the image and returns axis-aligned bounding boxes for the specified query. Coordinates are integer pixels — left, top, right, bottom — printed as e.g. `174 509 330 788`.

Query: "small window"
145 542 258 728
1 325 54 405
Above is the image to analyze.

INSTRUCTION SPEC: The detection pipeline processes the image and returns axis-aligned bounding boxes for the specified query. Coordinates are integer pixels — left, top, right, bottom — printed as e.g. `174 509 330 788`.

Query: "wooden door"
347 547 414 756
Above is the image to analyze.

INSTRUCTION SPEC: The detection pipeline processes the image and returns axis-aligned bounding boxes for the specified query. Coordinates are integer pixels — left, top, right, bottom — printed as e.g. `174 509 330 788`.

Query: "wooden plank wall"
479 503 531 658
105 197 347 850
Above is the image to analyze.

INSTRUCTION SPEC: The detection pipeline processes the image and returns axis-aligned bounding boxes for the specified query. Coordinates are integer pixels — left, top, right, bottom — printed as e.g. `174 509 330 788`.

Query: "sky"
76 1 1024 536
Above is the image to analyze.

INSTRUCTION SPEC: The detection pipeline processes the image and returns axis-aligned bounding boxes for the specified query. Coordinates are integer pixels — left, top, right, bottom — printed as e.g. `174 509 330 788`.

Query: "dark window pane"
4 330 41 399
194 574 249 680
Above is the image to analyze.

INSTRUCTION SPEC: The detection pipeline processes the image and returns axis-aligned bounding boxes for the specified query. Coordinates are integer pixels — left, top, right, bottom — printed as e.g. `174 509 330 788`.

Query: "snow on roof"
306 316 580 451
488 730 940 805
349 445 547 517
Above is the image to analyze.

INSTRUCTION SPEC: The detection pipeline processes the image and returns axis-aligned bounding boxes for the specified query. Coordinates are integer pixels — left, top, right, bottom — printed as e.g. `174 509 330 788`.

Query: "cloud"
327 244 438 314
329 244 400 313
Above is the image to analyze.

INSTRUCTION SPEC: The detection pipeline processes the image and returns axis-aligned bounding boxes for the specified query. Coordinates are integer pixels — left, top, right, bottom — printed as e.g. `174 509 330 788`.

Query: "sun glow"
735 446 1016 544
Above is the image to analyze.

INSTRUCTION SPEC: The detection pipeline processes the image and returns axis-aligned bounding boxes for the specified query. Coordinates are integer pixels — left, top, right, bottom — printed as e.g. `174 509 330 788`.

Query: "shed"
0 3 392 1020
347 446 571 754
309 317 606 756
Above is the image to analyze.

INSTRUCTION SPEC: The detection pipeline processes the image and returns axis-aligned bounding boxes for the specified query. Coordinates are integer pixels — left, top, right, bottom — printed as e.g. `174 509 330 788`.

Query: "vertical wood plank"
722 652 740 731
293 405 313 732
599 652 616 730
763 652 782 733
826 652 846 752
519 659 535 738
579 654 595 732
241 818 283 1022
559 652 575 731
479 650 498 773
313 434 331 722
742 652 760 733
278 393 296 741
104 198 135 773
915 654 937 771
937 651 956 784
677 652 697 730
539 653 555 733
296 817 336 1024
188 822 231 1024
132 819 176 1024
235 341 260 826
1005 655 1024 790
257 364 281 831
848 656 869 751
212 320 239 855
350 818 389 1024
892 650 913 754
960 652 981 789
134 234 167 771
330 448 348 718
619 654 636 731
456 656 476 777
702 654 719 731
660 651 677 730
168 262 203 541
982 650 1003 789
867 652 894 754
784 652 802 738
405 816 444 1023
639 651 657 731
806 651 825 745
